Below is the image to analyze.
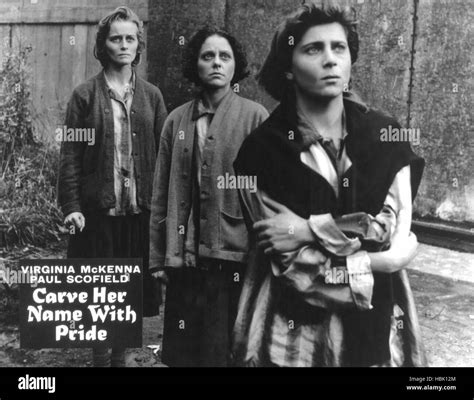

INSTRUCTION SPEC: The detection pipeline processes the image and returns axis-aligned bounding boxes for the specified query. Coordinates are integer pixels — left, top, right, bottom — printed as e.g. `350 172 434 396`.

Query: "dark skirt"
161 260 245 367
67 210 161 317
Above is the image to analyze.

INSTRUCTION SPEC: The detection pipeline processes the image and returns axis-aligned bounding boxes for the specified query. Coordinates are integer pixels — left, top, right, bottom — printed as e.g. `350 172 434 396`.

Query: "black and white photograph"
0 0 472 394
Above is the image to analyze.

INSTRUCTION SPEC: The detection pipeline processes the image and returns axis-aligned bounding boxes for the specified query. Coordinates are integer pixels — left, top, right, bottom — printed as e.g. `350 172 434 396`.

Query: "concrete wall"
147 0 474 224
2 0 471 224
350 0 414 126
409 0 473 222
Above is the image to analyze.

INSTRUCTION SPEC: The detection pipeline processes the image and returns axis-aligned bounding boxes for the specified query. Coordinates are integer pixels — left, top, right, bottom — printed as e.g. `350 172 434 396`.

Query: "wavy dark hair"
183 26 250 86
259 4 359 101
94 6 145 68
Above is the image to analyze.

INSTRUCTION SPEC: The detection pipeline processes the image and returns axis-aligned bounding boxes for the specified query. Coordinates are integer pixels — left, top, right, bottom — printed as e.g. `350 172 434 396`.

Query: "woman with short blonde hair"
58 6 167 367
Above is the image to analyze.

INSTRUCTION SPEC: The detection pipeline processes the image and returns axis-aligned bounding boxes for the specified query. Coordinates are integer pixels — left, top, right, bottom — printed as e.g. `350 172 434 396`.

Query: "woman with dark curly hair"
232 4 427 367
57 6 167 367
149 26 268 367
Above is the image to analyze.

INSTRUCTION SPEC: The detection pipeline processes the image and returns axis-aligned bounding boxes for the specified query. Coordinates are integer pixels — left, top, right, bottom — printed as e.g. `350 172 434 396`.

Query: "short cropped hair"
183 27 250 86
259 4 359 101
94 6 145 67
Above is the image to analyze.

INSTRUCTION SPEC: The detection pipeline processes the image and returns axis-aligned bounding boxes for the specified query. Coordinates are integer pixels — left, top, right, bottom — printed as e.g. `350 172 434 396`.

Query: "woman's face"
290 22 351 100
105 20 139 68
197 35 236 91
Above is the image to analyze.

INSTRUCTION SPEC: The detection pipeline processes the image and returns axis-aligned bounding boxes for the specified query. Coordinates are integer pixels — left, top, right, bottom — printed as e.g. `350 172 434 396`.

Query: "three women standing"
57 3 426 368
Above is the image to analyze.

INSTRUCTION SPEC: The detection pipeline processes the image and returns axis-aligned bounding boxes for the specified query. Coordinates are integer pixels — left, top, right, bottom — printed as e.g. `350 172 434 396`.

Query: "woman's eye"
203 54 213 60
306 46 320 54
335 44 346 51
220 53 231 60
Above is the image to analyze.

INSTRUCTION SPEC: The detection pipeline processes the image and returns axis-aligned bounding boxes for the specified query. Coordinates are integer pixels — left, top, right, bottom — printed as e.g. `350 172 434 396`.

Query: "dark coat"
234 92 425 366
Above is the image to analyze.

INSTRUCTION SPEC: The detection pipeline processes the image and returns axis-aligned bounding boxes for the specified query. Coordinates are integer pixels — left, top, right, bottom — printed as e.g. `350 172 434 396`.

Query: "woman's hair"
94 6 145 67
259 4 359 101
183 26 250 86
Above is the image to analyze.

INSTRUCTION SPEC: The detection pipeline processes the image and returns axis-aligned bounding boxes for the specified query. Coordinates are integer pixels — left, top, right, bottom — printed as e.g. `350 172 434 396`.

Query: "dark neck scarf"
234 90 425 366
235 89 424 218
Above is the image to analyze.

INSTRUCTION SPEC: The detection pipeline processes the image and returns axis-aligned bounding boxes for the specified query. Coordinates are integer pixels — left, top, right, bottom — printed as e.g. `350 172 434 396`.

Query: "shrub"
0 43 62 248
0 45 35 171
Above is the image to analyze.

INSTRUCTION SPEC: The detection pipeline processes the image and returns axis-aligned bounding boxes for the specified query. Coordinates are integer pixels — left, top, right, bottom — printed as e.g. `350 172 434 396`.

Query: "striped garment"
104 71 140 216
234 104 411 367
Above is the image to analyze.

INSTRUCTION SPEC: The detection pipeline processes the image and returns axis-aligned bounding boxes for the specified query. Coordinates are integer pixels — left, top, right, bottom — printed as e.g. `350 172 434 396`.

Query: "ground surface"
0 241 472 367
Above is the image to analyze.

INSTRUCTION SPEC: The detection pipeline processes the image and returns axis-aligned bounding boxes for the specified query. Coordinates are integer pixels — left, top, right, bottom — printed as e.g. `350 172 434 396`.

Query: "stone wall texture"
147 0 474 223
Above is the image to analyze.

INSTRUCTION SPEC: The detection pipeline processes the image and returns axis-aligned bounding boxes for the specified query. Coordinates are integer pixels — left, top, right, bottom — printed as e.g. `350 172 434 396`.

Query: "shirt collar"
192 97 215 121
103 69 136 100
296 103 348 150
191 89 235 121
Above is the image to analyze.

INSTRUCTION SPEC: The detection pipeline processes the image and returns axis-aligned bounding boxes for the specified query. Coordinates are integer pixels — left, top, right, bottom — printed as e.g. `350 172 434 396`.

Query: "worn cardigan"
149 90 268 271
57 71 168 216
